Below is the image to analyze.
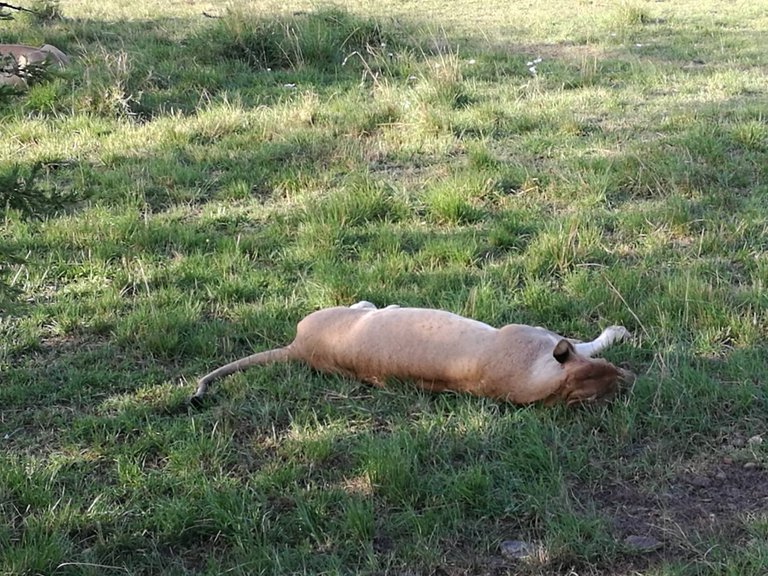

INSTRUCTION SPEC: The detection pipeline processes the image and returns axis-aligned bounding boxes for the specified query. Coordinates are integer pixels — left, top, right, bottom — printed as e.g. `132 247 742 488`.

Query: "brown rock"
500 540 535 560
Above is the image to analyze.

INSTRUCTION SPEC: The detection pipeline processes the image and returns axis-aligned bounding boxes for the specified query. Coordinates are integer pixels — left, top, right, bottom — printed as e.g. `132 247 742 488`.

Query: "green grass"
1 0 768 574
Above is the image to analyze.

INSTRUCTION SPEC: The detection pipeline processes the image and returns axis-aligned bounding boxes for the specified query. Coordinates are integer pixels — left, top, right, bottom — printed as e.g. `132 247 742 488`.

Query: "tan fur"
0 44 70 66
0 44 69 89
192 304 633 406
0 72 27 88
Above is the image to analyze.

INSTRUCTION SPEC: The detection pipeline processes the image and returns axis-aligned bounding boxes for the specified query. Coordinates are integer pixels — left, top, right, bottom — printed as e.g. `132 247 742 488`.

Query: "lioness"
0 44 69 67
0 44 69 88
192 302 633 406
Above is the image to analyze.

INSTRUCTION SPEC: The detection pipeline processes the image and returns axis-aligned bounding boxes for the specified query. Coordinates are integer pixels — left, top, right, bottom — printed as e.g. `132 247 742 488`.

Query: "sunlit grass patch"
423 174 487 225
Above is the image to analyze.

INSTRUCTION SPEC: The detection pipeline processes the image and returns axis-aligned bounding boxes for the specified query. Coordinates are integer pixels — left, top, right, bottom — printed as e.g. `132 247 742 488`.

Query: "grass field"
1 0 767 574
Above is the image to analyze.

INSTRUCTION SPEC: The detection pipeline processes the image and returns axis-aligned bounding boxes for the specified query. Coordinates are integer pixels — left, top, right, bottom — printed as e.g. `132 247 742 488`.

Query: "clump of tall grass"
613 2 652 26
29 0 62 22
194 8 409 74
73 46 143 118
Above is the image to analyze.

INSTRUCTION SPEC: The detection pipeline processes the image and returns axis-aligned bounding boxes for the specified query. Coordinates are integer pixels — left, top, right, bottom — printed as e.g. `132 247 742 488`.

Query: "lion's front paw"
605 326 631 343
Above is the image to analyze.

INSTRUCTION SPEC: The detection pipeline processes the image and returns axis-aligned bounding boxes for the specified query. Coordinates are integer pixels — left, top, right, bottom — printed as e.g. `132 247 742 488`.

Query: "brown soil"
592 458 768 551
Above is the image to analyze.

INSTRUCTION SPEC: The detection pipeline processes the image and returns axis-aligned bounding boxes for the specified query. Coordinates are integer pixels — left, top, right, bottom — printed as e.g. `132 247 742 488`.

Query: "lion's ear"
553 339 574 364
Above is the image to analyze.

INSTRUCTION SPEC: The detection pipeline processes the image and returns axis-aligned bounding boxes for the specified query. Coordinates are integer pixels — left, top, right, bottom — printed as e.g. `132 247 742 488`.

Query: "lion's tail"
191 346 293 404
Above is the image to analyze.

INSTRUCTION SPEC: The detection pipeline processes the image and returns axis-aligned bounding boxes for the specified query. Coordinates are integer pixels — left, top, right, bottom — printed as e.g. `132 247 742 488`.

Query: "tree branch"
0 2 36 13
0 2 38 19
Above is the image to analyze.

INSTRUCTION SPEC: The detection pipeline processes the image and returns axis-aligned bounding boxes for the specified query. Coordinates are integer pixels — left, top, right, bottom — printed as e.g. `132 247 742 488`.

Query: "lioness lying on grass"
192 302 633 406
0 43 69 88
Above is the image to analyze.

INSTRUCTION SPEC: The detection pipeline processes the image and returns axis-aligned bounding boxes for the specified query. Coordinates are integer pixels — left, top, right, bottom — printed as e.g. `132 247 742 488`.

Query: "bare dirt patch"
591 459 768 554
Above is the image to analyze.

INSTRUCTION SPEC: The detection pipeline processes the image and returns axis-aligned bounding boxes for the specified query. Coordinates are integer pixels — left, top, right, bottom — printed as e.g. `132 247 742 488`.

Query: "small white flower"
266 68 272 72
635 43 643 47
468 59 476 64
407 75 417 81
528 66 537 74
381 43 386 48
526 61 533 66
388 52 394 58
533 57 542 64
283 83 296 89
